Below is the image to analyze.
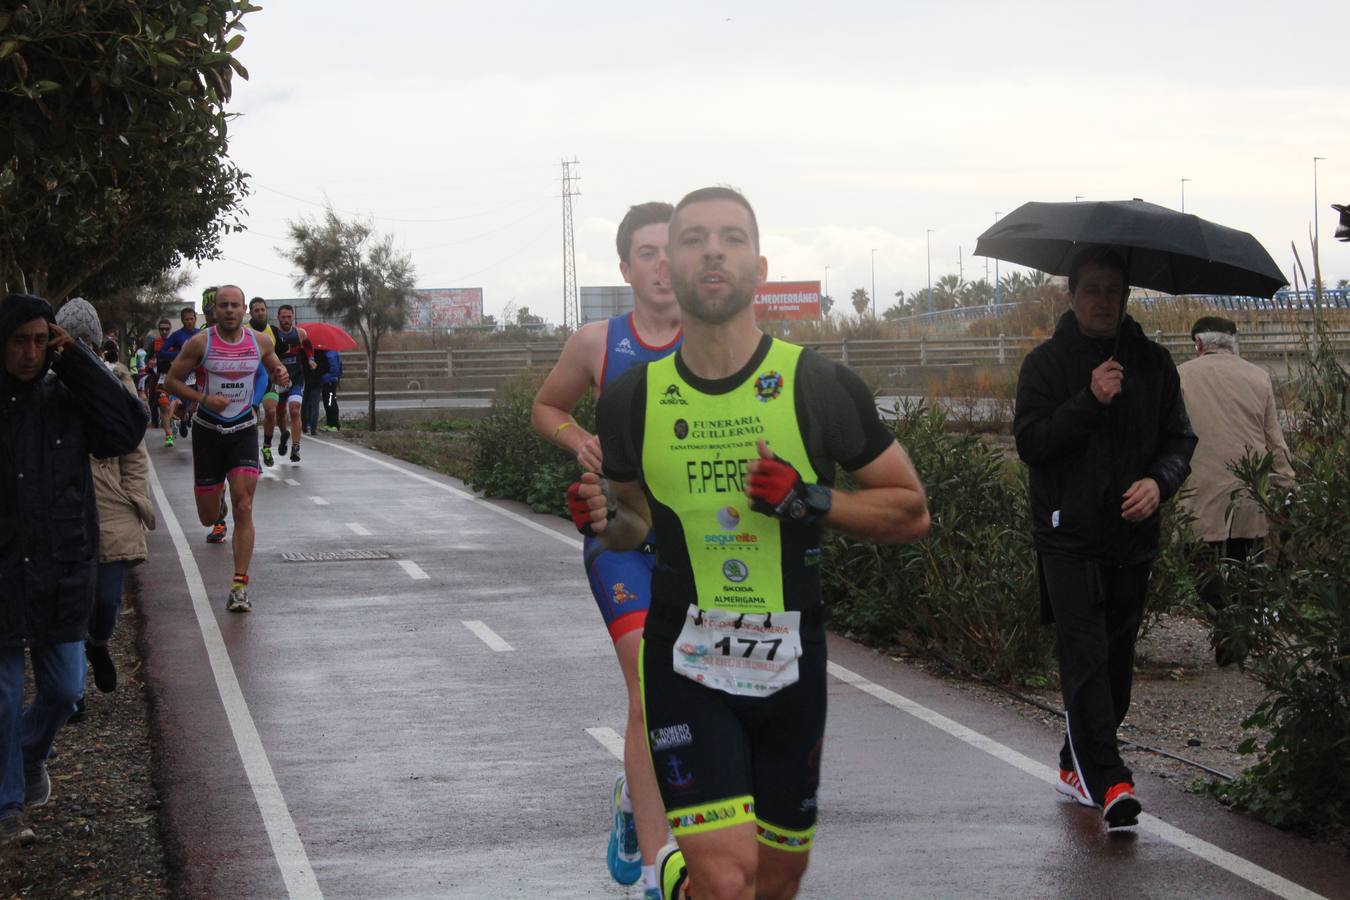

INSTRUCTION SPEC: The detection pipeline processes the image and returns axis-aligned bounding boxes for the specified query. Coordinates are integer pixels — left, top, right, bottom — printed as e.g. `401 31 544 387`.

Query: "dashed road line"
346 522 372 536
585 727 625 761
308 436 580 548
826 661 1325 900
146 456 322 899
462 620 514 652
310 496 329 506
285 478 301 487
397 560 429 580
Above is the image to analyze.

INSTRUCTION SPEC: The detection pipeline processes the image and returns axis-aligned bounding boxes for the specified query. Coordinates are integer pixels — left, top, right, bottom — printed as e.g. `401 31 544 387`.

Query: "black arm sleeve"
54 342 148 458
598 366 646 483
1145 350 1197 502
797 351 895 478
1013 350 1109 466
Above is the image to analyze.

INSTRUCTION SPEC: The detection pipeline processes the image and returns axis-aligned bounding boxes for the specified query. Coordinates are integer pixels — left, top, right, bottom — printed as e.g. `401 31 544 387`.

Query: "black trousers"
1040 553 1150 805
322 383 340 428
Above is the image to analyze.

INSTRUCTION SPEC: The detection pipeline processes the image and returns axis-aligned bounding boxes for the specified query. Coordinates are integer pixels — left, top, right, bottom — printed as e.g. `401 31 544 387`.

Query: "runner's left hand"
746 439 809 520
576 434 603 474
273 364 290 388
203 394 230 414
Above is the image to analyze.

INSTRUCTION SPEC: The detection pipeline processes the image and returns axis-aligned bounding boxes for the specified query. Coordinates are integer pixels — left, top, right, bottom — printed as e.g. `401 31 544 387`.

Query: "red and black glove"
566 480 616 537
747 453 810 520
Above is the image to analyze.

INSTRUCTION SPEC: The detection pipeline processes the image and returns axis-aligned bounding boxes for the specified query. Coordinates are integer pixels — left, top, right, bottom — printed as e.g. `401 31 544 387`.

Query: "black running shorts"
193 422 261 494
640 627 827 854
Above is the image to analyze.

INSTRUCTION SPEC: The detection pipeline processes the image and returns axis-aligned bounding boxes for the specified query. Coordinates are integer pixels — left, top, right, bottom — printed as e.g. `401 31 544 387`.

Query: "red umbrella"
302 322 358 351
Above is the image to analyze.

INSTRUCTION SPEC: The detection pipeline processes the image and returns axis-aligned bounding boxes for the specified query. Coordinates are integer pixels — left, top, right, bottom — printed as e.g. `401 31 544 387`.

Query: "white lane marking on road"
462 620 515 652
308 436 580 548
346 522 372 536
397 560 429 580
146 457 323 900
585 727 625 761
285 478 301 487
826 662 1324 900
309 496 329 506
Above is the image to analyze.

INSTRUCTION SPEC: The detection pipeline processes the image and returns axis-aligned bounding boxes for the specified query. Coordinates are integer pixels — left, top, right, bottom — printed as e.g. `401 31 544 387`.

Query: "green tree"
932 274 962 311
820 294 834 316
516 306 543 326
960 279 995 307
96 266 195 351
282 208 417 431
851 287 871 317
0 1 256 300
883 288 918 320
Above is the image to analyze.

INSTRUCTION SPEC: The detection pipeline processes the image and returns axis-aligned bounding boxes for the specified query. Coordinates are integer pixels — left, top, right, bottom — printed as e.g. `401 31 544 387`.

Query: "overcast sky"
189 0 1349 322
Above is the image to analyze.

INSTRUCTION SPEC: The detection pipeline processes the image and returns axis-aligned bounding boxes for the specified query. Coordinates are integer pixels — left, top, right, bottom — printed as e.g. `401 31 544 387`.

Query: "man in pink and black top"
163 285 290 613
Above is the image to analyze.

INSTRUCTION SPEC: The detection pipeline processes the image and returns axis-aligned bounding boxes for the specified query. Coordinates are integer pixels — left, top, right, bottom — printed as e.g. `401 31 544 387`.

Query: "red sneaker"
1056 769 1093 807
207 521 228 544
1103 782 1141 828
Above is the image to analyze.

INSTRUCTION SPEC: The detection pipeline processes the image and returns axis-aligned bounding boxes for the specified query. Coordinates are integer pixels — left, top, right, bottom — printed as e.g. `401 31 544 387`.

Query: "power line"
441 222 555 284
221 255 293 279
253 183 551 224
406 201 553 252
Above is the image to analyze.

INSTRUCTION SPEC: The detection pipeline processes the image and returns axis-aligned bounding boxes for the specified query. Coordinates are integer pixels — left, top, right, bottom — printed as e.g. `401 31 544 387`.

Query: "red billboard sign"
754 281 821 322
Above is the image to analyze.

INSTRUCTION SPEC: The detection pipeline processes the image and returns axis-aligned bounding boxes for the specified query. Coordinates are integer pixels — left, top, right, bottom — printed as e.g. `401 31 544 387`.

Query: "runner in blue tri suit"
533 202 681 899
267 304 313 464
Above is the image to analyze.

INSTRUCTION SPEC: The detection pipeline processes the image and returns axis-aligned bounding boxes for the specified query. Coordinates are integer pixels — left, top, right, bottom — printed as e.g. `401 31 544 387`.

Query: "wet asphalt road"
135 433 1350 899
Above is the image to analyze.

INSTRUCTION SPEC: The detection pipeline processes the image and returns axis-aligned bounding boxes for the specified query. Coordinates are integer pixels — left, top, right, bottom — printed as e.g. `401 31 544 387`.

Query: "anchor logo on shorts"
666 755 695 790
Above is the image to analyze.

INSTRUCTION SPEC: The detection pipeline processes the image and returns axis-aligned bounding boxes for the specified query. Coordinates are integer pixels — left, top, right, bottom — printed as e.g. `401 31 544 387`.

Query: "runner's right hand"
203 394 230 414
566 472 615 536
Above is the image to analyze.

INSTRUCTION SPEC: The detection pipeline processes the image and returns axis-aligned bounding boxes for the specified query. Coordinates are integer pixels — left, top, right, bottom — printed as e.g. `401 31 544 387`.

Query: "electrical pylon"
561 158 580 329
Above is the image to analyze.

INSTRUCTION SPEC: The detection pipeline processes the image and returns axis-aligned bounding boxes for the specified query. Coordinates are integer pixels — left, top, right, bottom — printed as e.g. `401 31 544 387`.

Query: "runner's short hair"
672 186 759 252
616 202 675 263
180 306 196 322
250 296 267 310
1067 244 1129 298
158 318 171 327
278 304 295 315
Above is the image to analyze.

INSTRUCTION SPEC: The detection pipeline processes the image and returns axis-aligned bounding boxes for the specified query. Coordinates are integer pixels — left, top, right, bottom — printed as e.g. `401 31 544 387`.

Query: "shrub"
1211 324 1350 841
465 374 593 515
823 400 1057 684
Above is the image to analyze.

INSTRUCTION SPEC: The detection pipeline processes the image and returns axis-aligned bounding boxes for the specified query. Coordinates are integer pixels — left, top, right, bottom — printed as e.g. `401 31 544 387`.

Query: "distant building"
581 285 635 323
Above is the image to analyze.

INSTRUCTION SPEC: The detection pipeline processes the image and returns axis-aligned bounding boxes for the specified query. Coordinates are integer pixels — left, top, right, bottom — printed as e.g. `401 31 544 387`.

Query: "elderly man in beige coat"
54 300 156 706
1178 316 1294 666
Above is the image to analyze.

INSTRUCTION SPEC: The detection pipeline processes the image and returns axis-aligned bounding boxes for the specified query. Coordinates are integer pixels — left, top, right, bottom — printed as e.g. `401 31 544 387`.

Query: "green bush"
1211 326 1350 841
465 375 594 515
823 400 1056 684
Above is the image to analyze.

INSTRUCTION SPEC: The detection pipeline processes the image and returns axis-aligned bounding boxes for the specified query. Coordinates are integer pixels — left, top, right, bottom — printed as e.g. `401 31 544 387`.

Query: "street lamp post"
824 265 830 301
1074 195 1084 203
993 212 1001 306
1314 157 1326 253
870 249 877 318
926 229 935 315
1181 177 1191 213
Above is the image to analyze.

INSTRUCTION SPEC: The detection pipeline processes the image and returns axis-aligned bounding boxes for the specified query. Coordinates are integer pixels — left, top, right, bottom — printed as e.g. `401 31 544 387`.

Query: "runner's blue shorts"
583 535 655 642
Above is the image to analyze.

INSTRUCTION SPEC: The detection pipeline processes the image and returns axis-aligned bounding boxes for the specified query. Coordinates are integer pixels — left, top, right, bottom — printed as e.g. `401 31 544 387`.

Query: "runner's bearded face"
213 288 246 334
668 199 763 325
249 303 268 330
278 309 294 331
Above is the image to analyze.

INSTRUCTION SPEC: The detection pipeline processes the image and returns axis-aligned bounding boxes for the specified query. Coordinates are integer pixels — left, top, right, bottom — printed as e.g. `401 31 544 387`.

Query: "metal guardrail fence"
895 290 1350 326
339 330 1350 384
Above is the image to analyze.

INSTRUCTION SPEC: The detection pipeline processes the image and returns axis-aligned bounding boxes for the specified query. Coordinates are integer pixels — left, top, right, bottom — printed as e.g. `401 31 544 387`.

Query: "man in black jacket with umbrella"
0 293 148 847
1013 246 1196 829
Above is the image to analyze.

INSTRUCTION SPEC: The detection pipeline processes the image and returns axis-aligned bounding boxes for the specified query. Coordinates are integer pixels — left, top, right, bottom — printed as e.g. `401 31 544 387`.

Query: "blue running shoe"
644 889 663 900
606 774 641 885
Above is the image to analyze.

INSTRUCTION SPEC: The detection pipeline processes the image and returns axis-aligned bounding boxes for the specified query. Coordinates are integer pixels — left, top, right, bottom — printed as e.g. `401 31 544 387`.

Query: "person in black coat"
0 293 148 847
1013 246 1196 829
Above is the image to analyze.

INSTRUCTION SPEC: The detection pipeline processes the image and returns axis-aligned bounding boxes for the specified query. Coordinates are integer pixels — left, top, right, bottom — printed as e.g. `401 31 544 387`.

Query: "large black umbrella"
974 199 1287 298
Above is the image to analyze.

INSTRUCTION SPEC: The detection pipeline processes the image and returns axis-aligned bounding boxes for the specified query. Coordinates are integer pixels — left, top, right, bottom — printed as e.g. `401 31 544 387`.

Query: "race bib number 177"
672 605 802 697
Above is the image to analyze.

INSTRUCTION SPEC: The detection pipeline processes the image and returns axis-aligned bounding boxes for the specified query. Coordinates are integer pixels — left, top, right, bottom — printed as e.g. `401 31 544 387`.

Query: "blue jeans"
89 561 126 646
0 641 85 815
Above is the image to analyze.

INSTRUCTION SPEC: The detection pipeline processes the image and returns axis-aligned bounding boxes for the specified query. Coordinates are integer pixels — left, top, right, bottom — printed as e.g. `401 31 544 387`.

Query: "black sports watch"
790 484 832 525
